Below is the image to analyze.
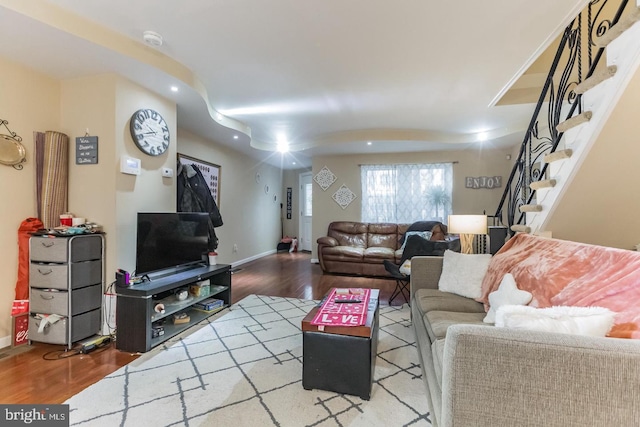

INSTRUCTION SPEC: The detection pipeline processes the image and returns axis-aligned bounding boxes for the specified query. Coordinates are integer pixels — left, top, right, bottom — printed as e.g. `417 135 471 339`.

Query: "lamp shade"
447 215 488 235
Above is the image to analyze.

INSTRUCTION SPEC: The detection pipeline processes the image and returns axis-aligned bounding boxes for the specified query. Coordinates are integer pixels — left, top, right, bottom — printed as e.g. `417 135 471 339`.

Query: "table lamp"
447 215 488 254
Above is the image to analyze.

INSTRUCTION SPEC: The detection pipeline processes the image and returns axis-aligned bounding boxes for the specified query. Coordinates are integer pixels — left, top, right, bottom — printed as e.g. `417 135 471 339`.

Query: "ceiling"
0 1 588 169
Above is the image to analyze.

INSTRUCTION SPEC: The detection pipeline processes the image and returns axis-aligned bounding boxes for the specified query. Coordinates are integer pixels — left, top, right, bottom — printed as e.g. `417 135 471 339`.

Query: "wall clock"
129 109 170 156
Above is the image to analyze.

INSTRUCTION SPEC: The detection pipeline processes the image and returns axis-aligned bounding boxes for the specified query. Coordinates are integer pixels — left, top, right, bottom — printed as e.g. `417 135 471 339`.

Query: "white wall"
177 129 283 264
0 58 60 345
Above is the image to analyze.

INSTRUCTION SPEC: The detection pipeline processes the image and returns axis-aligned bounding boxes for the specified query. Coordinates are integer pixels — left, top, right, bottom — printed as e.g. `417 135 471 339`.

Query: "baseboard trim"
0 336 11 349
231 249 277 268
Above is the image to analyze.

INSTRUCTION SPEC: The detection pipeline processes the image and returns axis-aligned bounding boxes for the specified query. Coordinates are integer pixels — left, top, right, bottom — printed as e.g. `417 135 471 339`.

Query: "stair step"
519 204 543 213
530 179 557 190
511 225 532 233
595 6 640 48
556 111 592 133
544 149 573 163
575 65 617 94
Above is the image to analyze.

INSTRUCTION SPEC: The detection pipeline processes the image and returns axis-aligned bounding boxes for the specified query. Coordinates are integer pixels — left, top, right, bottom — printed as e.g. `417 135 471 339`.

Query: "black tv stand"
115 264 231 353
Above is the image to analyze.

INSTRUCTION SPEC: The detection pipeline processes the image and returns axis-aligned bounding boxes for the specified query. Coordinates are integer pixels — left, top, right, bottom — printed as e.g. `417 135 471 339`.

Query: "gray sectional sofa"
410 255 640 427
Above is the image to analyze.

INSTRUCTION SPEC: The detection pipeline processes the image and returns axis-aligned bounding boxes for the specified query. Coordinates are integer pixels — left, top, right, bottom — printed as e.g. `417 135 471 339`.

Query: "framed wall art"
177 153 221 207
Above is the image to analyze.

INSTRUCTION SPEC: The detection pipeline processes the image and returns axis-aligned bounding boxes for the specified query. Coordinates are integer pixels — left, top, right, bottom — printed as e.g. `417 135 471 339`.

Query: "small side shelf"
116 264 231 353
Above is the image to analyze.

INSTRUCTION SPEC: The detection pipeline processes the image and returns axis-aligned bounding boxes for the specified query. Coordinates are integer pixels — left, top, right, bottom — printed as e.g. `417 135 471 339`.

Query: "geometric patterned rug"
65 295 431 426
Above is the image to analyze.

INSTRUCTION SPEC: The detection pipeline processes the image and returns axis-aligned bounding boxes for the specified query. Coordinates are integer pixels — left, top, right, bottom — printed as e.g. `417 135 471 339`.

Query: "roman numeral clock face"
130 109 170 156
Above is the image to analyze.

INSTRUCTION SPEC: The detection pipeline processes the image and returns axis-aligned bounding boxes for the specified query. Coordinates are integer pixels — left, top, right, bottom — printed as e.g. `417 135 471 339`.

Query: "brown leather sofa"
317 221 457 277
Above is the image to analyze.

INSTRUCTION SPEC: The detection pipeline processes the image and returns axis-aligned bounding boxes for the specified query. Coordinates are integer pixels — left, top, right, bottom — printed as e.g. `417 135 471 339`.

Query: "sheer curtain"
361 163 453 223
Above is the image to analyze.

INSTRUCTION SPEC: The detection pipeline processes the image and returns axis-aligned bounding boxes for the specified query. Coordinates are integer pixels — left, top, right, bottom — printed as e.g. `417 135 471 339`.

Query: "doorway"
299 172 312 252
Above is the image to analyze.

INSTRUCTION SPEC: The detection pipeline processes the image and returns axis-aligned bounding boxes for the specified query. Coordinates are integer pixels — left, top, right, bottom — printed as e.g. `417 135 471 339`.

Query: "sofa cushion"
327 221 368 247
363 246 395 261
321 245 364 261
424 311 487 342
496 305 615 337
415 289 485 316
367 223 399 249
431 338 446 388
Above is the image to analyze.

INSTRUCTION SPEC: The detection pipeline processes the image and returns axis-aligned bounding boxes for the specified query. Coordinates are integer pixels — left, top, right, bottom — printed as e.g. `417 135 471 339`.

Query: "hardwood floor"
0 251 402 404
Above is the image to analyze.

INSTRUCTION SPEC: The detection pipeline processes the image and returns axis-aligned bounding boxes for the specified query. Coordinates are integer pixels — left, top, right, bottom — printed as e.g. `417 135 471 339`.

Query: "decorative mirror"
0 120 26 170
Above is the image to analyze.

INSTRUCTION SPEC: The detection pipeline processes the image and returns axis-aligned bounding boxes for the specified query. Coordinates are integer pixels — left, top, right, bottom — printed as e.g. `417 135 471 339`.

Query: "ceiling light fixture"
367 141 372 146
477 132 488 142
233 135 238 140
170 86 178 92
142 31 163 47
277 141 289 153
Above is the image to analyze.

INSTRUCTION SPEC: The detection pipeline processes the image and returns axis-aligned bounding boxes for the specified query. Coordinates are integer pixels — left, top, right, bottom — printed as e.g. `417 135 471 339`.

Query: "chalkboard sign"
76 136 98 164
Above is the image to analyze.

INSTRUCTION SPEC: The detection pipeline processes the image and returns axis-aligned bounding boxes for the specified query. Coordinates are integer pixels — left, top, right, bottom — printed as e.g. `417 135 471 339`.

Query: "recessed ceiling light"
477 132 488 142
233 135 238 139
292 161 296 165
367 141 372 146
170 86 178 92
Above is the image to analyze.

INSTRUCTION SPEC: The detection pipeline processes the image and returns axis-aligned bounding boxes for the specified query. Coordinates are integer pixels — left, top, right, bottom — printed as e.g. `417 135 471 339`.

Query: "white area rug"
66 295 431 426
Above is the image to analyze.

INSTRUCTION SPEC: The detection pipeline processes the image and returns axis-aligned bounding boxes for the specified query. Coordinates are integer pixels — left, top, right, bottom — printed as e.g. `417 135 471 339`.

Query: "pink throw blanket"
478 233 640 338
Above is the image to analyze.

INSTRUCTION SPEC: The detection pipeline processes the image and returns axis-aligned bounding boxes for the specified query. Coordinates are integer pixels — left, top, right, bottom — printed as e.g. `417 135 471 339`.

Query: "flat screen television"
136 212 210 276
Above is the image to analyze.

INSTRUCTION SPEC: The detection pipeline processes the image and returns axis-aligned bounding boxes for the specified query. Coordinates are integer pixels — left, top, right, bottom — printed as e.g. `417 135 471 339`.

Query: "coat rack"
0 119 26 170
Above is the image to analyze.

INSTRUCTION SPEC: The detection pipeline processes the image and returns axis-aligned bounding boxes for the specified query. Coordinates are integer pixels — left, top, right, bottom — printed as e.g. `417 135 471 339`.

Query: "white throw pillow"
495 305 615 337
437 250 492 299
483 273 532 324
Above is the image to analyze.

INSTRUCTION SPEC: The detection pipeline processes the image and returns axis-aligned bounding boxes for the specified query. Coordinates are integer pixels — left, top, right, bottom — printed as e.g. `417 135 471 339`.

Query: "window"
361 163 453 223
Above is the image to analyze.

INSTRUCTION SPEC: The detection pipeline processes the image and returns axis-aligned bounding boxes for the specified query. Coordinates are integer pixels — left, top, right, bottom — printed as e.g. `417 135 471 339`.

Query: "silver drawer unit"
30 235 102 263
30 284 102 316
29 260 102 290
28 309 101 345
29 234 104 349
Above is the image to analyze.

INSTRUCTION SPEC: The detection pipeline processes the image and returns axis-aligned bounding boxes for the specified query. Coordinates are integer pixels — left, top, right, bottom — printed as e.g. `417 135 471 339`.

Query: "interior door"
299 172 312 252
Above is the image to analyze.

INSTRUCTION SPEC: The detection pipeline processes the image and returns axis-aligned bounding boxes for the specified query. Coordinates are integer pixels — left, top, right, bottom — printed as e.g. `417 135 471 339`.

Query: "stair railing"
494 0 630 232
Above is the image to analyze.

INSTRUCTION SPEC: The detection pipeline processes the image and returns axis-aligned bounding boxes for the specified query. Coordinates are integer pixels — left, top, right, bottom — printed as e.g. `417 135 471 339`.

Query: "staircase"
496 0 640 236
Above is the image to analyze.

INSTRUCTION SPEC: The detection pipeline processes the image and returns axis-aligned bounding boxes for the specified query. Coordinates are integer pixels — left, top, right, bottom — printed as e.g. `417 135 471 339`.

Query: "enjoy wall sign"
465 176 502 189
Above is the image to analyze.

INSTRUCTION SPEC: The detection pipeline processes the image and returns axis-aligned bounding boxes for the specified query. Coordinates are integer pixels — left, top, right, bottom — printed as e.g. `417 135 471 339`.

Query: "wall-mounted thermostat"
120 155 141 175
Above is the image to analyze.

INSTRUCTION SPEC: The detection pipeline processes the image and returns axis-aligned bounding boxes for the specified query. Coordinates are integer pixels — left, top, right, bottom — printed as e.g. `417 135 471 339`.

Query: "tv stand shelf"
115 264 231 353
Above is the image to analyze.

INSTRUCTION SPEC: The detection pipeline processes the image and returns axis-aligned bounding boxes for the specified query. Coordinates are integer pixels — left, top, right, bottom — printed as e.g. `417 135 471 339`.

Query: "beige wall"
311 147 514 259
177 129 282 263
59 74 177 277
0 58 60 345
281 168 312 240
114 77 177 272
545 63 640 250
